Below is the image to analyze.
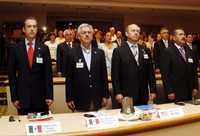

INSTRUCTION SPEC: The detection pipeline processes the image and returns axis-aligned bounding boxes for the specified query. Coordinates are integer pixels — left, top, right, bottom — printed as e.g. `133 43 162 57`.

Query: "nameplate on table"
25 121 62 135
85 116 119 130
158 108 184 119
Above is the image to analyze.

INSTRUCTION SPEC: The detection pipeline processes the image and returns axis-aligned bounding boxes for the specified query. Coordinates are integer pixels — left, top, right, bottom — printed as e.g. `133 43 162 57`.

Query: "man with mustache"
65 23 109 111
161 28 198 102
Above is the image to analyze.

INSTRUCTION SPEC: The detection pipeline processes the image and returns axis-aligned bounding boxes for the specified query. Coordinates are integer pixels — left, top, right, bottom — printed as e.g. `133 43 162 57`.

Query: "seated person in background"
99 31 117 76
45 32 58 62
56 29 75 76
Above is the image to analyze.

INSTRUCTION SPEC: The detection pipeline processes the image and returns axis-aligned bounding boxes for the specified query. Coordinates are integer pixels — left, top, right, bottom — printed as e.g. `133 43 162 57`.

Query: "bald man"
112 24 156 106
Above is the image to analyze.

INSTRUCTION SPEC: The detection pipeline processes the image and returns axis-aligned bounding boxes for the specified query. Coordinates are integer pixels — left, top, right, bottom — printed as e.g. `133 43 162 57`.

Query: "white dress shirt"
81 45 92 71
127 41 139 65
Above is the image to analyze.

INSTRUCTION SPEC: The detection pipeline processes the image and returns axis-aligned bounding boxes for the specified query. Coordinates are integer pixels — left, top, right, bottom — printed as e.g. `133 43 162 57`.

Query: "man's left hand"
149 93 156 101
192 89 198 97
45 99 53 107
101 97 108 107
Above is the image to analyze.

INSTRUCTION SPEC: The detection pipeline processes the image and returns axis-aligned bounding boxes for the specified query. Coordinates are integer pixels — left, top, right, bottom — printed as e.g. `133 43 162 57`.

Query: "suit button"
89 85 92 88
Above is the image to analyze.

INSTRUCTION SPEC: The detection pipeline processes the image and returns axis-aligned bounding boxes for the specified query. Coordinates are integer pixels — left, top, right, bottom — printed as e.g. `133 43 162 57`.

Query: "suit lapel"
124 42 137 65
172 44 186 62
90 47 98 73
31 41 39 69
21 39 30 69
138 46 144 67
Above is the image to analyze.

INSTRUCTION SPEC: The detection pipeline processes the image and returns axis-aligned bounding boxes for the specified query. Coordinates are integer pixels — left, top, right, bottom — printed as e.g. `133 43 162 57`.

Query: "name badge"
36 57 43 64
144 54 149 59
76 62 84 68
188 58 193 63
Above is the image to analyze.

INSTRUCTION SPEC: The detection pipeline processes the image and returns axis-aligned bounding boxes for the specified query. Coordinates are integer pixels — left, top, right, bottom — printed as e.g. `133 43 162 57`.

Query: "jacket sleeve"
56 45 61 72
111 48 122 95
100 50 109 98
43 45 53 100
160 49 174 94
153 42 160 69
146 48 157 93
65 51 75 102
7 46 18 102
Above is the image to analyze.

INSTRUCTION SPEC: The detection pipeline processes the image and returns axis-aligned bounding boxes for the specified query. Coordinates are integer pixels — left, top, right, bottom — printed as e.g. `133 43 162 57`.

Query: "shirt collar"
25 38 36 48
81 44 92 54
174 43 183 50
187 42 192 46
127 41 138 48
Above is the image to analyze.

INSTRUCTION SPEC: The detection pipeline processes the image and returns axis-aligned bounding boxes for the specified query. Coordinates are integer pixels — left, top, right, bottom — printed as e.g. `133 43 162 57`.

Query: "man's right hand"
115 94 124 104
168 93 175 100
13 100 20 109
155 68 160 74
57 72 62 77
67 101 75 111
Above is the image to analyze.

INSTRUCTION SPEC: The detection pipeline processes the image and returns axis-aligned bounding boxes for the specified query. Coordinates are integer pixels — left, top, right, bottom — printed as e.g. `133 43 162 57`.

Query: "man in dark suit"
153 27 172 72
111 24 156 106
113 30 124 47
56 29 76 76
161 28 198 102
8 17 53 115
186 33 199 69
65 23 109 111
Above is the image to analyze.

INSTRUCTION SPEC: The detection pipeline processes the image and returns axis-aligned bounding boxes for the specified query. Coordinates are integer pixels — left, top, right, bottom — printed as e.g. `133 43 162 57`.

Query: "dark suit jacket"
65 44 109 111
111 42 156 105
186 44 199 69
153 39 172 69
56 41 77 75
8 38 53 109
161 43 198 101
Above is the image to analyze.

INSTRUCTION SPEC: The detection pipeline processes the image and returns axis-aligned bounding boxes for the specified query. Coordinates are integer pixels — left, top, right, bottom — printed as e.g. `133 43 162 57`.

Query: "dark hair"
172 28 184 36
49 32 56 37
160 27 168 33
186 32 192 37
23 17 37 27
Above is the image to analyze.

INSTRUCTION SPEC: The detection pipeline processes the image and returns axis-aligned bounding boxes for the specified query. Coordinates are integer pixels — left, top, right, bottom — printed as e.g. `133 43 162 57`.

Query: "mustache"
181 37 186 40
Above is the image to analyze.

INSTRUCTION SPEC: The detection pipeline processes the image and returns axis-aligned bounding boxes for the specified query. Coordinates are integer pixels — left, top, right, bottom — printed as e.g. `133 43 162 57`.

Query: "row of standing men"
8 17 198 115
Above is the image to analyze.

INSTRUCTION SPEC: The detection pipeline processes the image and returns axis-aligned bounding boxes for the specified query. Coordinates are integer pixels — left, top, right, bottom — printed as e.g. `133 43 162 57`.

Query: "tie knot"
180 47 184 51
28 42 32 46
131 45 137 48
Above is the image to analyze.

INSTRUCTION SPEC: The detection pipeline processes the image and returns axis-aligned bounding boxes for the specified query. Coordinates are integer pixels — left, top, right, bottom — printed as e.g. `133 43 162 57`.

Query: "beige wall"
0 11 47 28
0 10 200 33
124 12 200 32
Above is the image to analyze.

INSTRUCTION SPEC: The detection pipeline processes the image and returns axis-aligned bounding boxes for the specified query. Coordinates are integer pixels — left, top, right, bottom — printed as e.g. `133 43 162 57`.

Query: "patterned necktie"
28 42 34 68
131 45 139 65
179 47 186 61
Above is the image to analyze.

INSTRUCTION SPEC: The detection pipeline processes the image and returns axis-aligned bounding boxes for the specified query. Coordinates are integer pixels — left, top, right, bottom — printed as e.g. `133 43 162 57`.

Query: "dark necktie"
28 42 34 68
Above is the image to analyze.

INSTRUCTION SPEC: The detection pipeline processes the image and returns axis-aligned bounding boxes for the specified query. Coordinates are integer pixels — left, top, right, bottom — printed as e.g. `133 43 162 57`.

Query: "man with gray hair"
65 23 109 111
56 29 76 76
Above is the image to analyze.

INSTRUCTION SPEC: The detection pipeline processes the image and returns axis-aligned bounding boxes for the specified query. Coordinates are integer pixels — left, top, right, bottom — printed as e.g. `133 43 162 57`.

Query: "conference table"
0 103 200 136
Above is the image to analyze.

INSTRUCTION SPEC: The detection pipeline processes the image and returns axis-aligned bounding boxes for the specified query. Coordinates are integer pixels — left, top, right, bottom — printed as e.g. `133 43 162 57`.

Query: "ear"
22 27 25 33
125 32 128 37
77 34 80 40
